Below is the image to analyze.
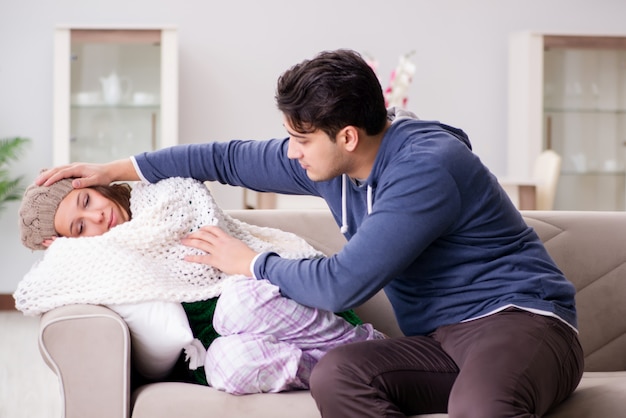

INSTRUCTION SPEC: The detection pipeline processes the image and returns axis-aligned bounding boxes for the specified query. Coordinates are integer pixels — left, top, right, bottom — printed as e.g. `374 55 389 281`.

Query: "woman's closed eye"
76 193 89 235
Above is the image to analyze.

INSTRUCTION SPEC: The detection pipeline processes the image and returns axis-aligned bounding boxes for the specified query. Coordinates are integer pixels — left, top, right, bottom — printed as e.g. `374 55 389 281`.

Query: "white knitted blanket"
14 177 322 316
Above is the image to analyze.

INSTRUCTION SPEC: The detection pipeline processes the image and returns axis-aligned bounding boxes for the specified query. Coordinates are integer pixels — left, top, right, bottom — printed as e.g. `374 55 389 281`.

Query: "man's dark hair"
275 49 388 140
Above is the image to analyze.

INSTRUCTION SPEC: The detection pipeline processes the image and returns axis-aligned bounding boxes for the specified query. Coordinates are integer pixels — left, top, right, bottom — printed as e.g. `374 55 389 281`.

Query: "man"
38 49 583 417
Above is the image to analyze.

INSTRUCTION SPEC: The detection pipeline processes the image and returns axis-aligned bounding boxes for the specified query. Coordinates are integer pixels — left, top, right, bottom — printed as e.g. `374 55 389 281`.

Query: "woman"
16 174 384 394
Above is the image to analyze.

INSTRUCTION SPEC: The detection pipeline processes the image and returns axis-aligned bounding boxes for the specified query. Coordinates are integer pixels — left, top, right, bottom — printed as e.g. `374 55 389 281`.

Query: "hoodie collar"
340 107 420 234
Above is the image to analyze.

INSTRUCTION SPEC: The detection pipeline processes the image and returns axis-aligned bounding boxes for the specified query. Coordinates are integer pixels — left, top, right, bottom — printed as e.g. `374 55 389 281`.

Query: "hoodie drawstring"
340 174 348 233
340 174 373 234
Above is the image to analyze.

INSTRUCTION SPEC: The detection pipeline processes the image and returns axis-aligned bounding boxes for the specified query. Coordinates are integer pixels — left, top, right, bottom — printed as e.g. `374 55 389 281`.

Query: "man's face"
283 117 349 182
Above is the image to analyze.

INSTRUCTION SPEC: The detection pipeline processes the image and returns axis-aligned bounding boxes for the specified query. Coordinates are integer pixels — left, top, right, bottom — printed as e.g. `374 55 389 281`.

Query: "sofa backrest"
229 209 626 373
522 211 626 372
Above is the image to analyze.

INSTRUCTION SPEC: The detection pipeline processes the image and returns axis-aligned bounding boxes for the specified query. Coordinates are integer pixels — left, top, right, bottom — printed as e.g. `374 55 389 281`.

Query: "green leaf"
0 137 30 166
0 137 31 214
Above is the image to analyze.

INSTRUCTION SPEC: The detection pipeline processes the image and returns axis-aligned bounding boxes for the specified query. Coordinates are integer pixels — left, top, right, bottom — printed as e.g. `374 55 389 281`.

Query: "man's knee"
310 344 363 398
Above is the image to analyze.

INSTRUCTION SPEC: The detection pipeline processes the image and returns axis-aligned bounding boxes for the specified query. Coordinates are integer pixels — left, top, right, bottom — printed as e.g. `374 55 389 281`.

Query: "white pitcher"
100 72 132 105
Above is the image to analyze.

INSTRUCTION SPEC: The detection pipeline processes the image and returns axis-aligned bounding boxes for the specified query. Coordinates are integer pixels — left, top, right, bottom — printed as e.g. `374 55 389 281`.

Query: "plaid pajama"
204 276 384 394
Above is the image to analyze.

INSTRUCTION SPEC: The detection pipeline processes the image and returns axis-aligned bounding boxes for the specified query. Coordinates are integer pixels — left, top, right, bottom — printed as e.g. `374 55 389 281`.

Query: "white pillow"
108 301 194 380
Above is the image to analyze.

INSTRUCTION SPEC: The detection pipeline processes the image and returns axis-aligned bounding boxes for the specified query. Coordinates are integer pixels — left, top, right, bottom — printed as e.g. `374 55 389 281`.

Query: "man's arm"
134 140 316 195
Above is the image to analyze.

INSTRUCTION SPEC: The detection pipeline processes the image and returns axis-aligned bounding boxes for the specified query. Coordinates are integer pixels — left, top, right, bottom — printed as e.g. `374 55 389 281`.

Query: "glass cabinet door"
543 37 626 210
53 27 178 166
508 32 626 211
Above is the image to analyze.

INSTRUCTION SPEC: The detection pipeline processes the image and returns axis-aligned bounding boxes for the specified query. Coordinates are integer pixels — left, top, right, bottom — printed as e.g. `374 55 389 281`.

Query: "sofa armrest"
39 304 131 418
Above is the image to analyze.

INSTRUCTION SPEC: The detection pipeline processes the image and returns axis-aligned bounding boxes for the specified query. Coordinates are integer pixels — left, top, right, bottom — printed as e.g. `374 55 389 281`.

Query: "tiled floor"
0 311 61 418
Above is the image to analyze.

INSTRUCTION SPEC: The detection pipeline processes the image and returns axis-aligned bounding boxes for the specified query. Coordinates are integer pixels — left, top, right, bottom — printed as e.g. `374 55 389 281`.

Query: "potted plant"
0 137 30 214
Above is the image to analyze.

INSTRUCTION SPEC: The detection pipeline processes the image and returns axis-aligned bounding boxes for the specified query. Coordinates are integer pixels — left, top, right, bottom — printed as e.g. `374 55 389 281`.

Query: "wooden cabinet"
53 26 178 166
508 31 626 210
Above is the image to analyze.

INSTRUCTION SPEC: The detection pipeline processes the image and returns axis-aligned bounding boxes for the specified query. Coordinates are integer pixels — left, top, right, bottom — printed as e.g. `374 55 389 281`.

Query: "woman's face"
54 188 130 238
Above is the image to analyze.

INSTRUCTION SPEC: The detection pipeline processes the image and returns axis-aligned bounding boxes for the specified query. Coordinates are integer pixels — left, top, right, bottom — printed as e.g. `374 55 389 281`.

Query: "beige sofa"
39 210 626 418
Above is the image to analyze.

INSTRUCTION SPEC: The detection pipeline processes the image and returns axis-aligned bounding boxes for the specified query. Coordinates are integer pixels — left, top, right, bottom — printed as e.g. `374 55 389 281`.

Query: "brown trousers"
309 308 584 418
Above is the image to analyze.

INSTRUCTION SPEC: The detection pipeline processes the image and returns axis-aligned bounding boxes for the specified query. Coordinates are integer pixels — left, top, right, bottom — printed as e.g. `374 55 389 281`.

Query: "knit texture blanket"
14 177 323 316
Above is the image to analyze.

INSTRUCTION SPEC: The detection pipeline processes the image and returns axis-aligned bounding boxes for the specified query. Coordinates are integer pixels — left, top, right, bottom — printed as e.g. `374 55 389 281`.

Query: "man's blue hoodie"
134 110 577 336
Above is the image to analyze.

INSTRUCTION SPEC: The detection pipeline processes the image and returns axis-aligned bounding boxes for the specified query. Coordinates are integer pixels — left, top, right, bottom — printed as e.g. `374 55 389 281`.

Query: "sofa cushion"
544 372 626 417
132 382 322 418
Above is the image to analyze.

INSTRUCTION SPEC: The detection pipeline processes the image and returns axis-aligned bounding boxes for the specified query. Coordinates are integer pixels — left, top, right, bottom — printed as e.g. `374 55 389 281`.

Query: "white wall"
2 0 626 293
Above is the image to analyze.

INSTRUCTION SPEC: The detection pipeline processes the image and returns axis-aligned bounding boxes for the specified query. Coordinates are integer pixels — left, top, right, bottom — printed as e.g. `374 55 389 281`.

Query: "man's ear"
339 126 359 152
42 237 57 248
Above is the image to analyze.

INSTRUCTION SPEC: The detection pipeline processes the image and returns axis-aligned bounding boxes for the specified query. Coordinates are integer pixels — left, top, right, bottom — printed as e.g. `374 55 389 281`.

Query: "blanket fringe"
184 338 207 370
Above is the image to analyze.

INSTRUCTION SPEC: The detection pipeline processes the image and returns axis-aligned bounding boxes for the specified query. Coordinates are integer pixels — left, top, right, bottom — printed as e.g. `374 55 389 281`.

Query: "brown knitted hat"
19 173 75 251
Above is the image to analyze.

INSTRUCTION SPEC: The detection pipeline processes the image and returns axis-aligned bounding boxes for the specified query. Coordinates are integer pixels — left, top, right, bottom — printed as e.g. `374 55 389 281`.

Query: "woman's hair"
275 49 388 140
92 183 132 220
